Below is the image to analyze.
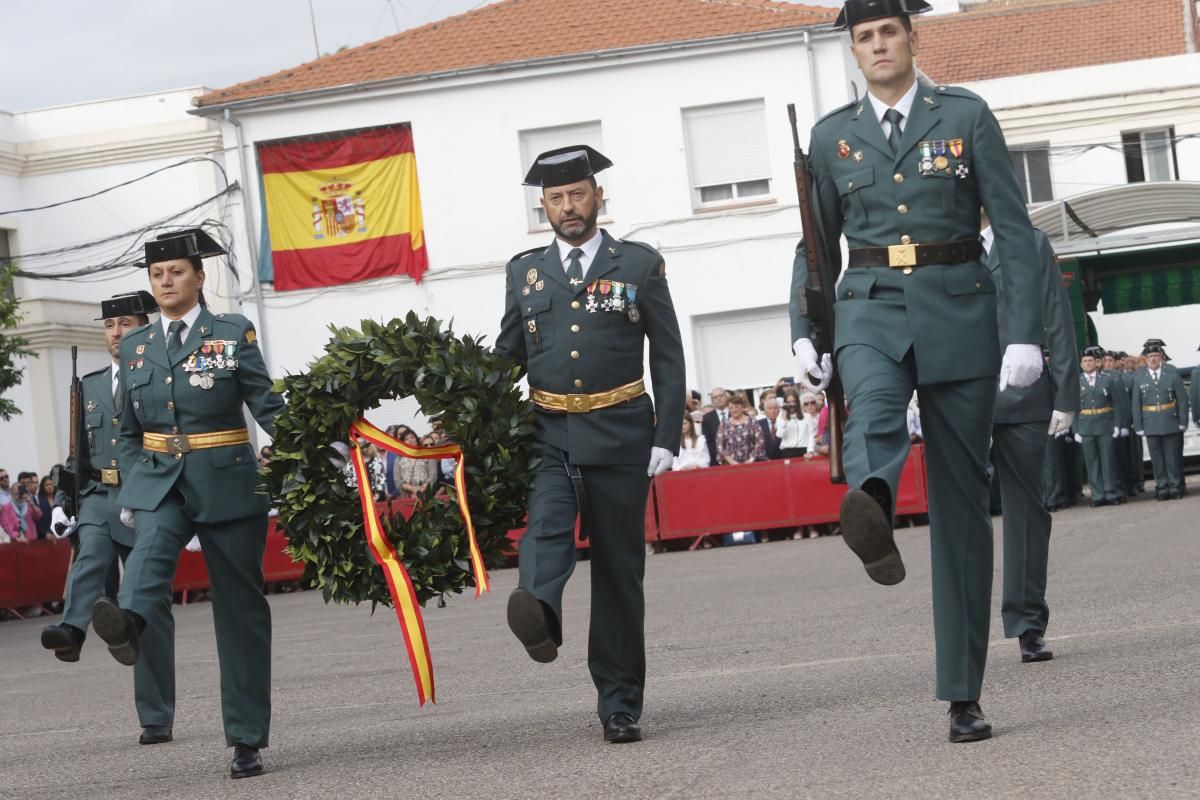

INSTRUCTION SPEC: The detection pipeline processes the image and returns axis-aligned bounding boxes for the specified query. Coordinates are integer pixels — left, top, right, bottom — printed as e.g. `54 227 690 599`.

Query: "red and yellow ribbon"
347 418 490 705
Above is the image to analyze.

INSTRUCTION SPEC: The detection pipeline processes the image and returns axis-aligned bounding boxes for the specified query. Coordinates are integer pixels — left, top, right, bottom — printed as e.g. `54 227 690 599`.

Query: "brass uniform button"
574 379 583 388
525 306 532 314
903 267 914 275
976 281 983 289
847 180 854 189
164 376 172 384
847 291 855 298
897 204 908 214
171 427 179 434
110 459 117 467
112 418 119 425
893 173 904 183
111 438 117 446
570 324 580 333
900 235 912 244
235 456 243 463
571 300 581 310
166 401 175 410
570 351 580 360
175 453 183 461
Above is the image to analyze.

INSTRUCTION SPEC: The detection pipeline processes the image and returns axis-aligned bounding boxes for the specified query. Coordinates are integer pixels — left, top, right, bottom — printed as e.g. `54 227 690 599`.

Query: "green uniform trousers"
1080 434 1121 503
838 345 996 701
1124 433 1144 495
62 522 175 728
1041 435 1068 509
994 421 1052 639
1146 433 1184 497
119 492 271 747
518 444 649 723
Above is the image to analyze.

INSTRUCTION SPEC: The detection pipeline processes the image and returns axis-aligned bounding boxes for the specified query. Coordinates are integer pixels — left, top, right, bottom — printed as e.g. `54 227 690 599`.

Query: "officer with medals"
981 218 1078 665
89 229 284 779
496 146 685 744
790 0 1046 742
40 291 177 745
1132 339 1189 500
1075 345 1127 506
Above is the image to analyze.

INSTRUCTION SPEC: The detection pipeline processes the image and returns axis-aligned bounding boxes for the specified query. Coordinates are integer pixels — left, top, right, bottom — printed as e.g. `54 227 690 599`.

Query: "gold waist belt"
1078 407 1113 416
1141 402 1176 412
532 379 645 414
143 428 250 456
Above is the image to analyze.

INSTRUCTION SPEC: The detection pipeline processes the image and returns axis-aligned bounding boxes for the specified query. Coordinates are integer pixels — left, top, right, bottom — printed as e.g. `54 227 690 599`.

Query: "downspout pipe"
804 30 821 122
223 107 272 371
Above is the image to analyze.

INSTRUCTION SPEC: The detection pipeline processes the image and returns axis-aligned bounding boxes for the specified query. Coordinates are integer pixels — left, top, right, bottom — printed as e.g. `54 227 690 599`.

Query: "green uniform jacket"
1132 367 1189 435
117 309 284 523
1191 368 1200 426
991 229 1079 424
1075 371 1127 436
78 365 135 547
790 82 1042 383
495 230 685 465
1107 369 1134 429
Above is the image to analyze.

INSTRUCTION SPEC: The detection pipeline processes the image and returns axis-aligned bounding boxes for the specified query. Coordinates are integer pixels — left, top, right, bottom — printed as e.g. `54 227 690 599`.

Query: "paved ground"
1 489 1198 800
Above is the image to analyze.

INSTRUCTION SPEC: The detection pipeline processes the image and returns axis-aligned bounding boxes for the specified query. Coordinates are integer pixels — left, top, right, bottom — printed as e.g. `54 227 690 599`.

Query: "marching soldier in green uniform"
90 229 284 779
40 291 177 745
981 220 1077 664
496 146 685 744
1075 345 1127 506
1132 339 1189 500
790 0 1046 742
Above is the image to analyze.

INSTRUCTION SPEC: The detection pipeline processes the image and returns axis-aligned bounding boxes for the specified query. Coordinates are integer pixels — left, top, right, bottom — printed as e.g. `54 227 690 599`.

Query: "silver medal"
189 373 202 387
200 373 214 390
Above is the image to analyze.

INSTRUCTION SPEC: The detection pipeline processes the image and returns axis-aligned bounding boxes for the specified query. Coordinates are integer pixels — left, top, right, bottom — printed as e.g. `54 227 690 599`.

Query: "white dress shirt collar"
556 229 604 275
160 303 203 340
867 78 919 132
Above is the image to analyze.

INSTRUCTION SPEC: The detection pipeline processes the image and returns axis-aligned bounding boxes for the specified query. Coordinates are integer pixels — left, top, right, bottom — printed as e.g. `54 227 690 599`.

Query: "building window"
518 121 609 230
1122 126 1178 183
1009 144 1053 204
682 99 773 210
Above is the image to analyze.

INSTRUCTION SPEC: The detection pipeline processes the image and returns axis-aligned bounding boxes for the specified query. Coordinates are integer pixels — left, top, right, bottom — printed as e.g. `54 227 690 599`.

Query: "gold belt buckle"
564 393 592 413
888 243 917 269
100 468 120 486
166 435 191 455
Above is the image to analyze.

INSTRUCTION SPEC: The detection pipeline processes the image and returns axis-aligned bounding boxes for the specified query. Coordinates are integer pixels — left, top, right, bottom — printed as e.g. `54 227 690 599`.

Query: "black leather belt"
847 239 983 270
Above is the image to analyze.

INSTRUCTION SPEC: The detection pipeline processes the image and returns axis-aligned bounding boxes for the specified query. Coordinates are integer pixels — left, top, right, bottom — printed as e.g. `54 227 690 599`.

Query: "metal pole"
224 108 272 371
804 30 821 123
308 0 321 58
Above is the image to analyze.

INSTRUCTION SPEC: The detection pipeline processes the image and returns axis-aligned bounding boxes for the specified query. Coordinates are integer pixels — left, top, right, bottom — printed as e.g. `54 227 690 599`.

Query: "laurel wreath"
264 313 537 607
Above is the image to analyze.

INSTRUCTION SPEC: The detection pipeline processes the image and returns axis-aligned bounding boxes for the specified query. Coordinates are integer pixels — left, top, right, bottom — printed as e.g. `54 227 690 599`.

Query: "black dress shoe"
603 712 642 743
230 744 264 779
839 485 905 585
948 701 992 743
139 725 173 745
91 597 140 666
506 589 558 663
41 623 84 663
1019 631 1054 663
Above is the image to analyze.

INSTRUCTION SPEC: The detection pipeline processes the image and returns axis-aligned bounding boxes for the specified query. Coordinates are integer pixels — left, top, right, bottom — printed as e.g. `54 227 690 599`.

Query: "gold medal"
526 268 538 285
933 155 949 171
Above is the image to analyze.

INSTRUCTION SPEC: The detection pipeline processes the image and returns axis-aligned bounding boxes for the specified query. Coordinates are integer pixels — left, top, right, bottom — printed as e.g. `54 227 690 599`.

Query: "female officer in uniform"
91 228 284 779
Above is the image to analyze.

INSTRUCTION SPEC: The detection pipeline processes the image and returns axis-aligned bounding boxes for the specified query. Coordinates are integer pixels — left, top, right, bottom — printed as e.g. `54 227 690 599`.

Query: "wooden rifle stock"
788 104 845 484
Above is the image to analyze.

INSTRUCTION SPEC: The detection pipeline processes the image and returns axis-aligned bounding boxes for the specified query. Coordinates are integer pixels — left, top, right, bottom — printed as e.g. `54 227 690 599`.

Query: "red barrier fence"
1 449 927 610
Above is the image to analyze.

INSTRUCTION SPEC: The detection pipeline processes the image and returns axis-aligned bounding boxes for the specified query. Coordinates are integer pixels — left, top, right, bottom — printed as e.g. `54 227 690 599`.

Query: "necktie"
113 374 123 408
883 108 904 155
566 248 584 288
167 320 186 361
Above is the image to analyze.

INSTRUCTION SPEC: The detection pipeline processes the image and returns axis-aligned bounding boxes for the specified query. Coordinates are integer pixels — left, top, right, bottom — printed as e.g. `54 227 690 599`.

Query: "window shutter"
683 100 771 189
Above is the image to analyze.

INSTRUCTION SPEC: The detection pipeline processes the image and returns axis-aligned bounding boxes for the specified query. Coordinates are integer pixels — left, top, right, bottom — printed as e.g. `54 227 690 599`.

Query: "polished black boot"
139 726 173 745
230 744 264 778
948 701 993 743
603 712 642 743
1019 631 1054 663
40 623 85 663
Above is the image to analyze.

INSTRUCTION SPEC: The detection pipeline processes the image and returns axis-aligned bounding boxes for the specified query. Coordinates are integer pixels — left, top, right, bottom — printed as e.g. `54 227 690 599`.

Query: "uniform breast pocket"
85 412 103 455
943 265 995 296
212 443 254 470
836 271 878 302
521 294 554 352
837 166 876 226
126 370 155 423
609 308 644 352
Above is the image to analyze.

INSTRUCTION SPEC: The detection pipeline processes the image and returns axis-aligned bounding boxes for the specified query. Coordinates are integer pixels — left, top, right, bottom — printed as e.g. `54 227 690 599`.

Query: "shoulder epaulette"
814 98 860 127
619 239 661 258
933 84 983 103
508 247 544 264
81 365 110 379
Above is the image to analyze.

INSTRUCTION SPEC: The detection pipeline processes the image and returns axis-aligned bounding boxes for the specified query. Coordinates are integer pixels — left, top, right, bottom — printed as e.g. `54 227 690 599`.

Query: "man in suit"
89 229 285 778
981 218 1078 664
40 292 176 745
758 389 783 459
496 146 685 744
701 387 730 465
790 0 1045 742
1075 345 1127 506
1132 339 1189 500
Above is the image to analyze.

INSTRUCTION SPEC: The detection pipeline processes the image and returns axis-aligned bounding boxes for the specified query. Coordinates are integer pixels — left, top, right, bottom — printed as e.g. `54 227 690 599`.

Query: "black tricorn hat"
1081 345 1106 359
834 0 933 31
96 290 159 320
523 145 613 188
1141 338 1170 358
144 228 226 266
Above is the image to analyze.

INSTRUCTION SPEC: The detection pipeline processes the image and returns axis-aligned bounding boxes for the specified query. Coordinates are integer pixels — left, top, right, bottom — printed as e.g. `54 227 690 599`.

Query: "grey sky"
1 0 840 112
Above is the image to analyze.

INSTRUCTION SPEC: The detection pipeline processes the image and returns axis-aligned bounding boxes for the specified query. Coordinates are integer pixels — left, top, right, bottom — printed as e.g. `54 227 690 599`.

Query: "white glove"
1112 427 1120 438
184 535 202 553
647 446 673 477
1047 411 1075 437
998 343 1043 391
1073 433 1083 444
1181 425 1187 432
51 507 76 538
793 338 833 393
1120 428 1129 437
120 507 135 529
1136 430 1145 437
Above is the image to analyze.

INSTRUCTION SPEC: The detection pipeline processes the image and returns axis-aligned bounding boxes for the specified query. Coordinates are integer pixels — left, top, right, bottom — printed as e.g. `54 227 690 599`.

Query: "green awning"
1100 267 1200 314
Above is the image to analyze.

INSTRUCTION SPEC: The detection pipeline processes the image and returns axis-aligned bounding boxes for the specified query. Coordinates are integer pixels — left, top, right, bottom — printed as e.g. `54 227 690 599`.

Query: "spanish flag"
258 124 428 291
